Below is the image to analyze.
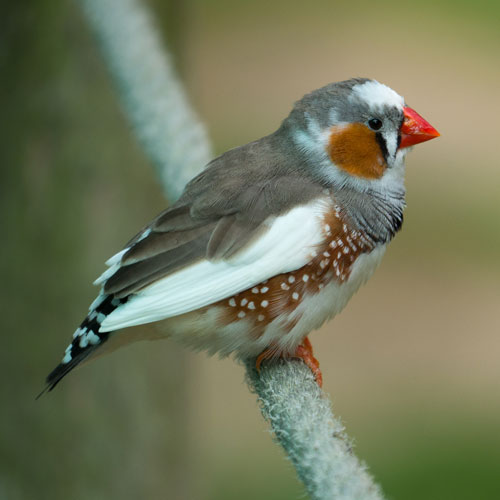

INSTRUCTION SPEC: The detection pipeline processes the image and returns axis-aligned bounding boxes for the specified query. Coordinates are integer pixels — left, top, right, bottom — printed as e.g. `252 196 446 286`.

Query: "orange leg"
293 337 323 388
255 336 323 388
255 344 280 373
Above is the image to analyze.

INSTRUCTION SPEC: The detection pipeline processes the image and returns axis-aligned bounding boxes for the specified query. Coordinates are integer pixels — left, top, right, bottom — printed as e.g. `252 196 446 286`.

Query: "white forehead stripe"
350 81 404 110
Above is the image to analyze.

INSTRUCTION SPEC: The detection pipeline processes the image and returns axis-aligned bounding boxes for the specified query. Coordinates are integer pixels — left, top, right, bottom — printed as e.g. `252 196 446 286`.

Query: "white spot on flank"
343 224 348 233
257 314 265 321
260 287 269 293
241 298 248 306
252 287 259 294
281 283 290 290
330 241 337 249
346 237 357 251
292 292 299 300
337 252 342 259
237 311 246 319
261 300 269 308
324 224 330 232
288 276 295 283
248 301 256 310
302 274 309 282
343 247 350 254
229 298 236 307
323 251 330 257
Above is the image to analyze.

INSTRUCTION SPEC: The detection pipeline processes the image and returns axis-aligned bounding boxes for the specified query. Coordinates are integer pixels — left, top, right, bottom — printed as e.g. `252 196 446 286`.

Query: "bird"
42 77 439 393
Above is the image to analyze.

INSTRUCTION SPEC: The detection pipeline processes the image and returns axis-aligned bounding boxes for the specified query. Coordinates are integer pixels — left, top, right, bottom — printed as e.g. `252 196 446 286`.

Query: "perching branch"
78 0 386 498
246 360 384 500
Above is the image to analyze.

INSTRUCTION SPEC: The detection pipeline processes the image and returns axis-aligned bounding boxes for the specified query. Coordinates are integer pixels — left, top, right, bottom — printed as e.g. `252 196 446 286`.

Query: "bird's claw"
255 336 323 388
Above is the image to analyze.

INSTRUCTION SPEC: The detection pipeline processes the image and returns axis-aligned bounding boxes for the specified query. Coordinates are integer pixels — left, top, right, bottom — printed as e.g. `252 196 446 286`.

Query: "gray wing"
103 145 324 298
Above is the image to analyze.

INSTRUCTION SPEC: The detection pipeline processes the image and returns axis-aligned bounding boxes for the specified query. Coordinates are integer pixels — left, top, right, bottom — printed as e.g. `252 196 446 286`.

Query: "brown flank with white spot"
215 203 375 336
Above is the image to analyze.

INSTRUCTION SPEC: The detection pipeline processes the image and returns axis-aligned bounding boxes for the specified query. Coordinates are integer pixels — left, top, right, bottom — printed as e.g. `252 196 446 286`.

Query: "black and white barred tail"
39 295 127 396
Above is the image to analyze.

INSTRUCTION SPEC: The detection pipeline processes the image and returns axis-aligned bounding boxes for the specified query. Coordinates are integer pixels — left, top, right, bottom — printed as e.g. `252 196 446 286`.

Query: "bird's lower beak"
399 107 440 149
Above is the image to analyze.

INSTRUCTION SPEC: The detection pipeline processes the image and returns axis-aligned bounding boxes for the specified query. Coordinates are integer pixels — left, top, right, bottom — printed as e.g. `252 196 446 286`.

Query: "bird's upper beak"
399 107 440 149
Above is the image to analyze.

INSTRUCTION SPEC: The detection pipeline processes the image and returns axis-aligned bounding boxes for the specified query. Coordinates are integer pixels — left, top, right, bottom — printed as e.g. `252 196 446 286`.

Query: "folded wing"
99 197 330 331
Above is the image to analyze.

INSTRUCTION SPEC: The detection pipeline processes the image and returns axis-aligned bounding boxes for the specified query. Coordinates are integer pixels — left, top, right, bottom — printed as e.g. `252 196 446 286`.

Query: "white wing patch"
99 198 331 332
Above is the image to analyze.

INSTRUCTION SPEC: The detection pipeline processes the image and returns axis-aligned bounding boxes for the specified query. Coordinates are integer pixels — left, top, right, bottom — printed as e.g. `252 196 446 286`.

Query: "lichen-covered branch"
78 0 386 498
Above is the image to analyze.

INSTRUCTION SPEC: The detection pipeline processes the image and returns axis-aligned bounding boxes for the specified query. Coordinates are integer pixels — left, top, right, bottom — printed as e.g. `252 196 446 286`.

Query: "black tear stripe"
375 131 389 163
38 295 128 397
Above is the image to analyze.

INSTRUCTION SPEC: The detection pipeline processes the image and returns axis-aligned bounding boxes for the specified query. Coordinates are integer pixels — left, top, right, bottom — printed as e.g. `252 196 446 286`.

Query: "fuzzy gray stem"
78 0 386 498
246 359 385 500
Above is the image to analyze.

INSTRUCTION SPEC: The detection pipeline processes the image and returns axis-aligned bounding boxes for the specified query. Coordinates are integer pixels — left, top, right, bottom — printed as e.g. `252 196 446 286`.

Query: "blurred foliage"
1 0 499 499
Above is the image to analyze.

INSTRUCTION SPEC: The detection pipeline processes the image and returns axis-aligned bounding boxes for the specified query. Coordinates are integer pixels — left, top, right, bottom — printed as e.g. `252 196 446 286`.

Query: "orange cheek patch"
327 123 386 179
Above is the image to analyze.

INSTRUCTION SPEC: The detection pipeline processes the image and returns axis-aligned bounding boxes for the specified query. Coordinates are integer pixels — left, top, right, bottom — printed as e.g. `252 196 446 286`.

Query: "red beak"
400 107 440 149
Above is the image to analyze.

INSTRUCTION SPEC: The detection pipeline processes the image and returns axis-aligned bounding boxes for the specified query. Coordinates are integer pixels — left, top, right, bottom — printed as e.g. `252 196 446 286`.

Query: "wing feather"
153 205 207 232
104 237 209 297
207 215 261 260
92 142 330 331
122 224 216 265
99 198 330 331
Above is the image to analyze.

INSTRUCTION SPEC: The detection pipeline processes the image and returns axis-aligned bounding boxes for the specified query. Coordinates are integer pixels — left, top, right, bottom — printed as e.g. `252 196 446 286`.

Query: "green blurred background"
1 0 499 499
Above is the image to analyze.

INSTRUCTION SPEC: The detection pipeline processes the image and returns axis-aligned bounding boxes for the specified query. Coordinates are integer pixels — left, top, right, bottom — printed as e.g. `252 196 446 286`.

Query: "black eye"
368 118 383 131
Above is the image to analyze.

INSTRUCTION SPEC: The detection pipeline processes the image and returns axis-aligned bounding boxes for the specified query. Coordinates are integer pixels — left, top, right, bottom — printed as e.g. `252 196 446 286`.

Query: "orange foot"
255 336 323 388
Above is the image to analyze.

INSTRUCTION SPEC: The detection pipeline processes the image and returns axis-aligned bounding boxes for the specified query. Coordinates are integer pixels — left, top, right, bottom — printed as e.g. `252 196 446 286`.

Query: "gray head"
277 78 437 196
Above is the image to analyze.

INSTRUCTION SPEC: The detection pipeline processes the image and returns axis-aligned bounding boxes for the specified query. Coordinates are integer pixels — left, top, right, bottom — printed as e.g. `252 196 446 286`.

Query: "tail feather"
38 295 127 397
